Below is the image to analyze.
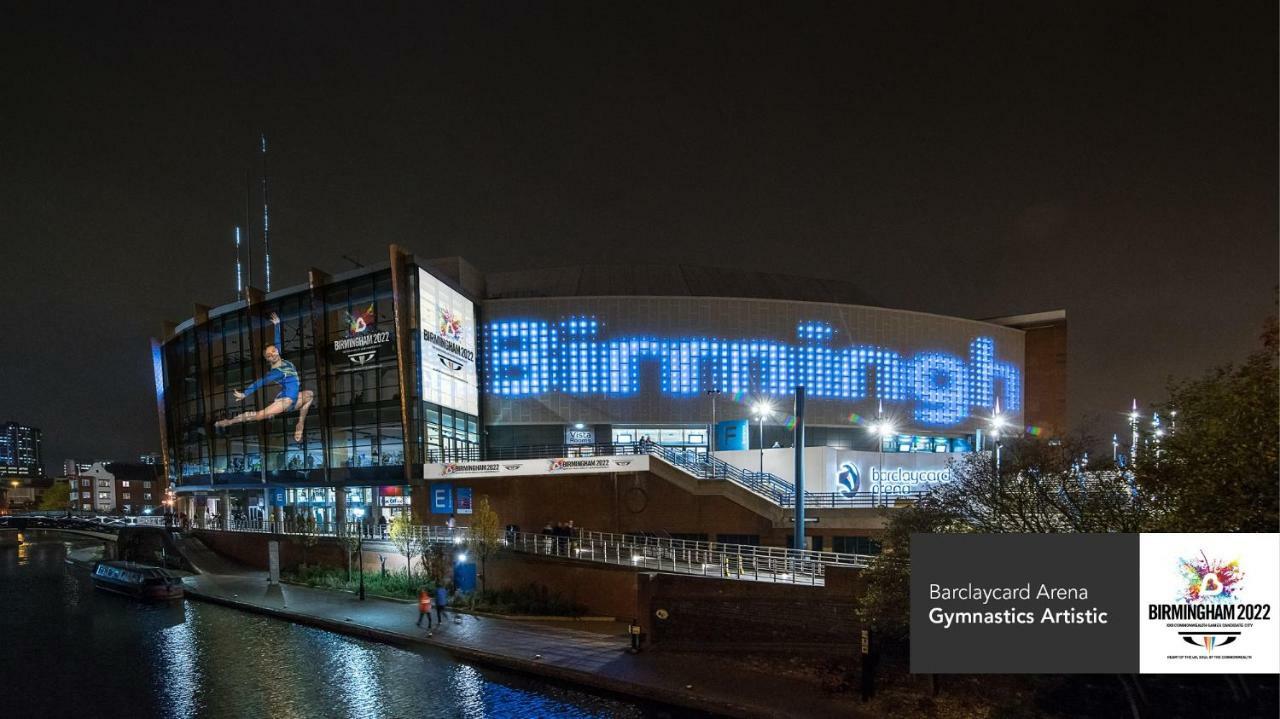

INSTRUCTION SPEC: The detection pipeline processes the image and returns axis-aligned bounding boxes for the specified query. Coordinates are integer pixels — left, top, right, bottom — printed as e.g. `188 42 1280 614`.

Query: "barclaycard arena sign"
423 454 650 479
484 316 1020 427
716 446 954 496
837 459 952 496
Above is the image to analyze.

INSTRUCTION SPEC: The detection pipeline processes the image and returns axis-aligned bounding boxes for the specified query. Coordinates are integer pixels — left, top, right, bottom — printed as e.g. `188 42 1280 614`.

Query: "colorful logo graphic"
1178 551 1244 604
1179 632 1240 655
439 308 464 342
344 304 375 337
837 462 861 496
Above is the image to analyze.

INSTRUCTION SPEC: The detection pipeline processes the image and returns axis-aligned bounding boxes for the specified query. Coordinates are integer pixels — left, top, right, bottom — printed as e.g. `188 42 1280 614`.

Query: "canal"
0 536 674 718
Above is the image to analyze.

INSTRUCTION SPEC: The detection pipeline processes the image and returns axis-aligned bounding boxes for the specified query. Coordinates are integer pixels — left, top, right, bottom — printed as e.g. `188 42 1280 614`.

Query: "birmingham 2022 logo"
1177 552 1245 655
333 304 392 366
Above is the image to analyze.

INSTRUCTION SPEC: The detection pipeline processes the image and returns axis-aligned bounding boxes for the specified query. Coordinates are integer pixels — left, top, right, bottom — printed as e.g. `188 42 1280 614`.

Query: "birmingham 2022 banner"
911 533 1280 674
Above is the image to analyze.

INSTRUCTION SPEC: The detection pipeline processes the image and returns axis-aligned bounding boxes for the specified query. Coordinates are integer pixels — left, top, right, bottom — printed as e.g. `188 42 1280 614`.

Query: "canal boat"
91 560 184 600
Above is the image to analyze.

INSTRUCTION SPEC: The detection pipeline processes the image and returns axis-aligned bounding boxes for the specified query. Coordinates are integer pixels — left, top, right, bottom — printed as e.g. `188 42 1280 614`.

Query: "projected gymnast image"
216 312 315 442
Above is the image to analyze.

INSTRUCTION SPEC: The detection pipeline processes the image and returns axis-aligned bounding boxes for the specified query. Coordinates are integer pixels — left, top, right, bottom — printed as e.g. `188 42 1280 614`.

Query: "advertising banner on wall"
423 455 650 479
418 268 478 416
455 487 473 514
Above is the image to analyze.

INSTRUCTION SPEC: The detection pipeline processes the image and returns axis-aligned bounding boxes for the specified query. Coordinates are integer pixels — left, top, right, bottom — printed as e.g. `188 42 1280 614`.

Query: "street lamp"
352 507 366 600
752 400 773 475
872 422 895 506
989 401 1008 476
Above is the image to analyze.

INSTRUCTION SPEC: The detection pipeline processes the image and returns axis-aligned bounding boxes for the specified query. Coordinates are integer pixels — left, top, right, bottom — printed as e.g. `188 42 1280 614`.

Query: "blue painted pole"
793 385 806 552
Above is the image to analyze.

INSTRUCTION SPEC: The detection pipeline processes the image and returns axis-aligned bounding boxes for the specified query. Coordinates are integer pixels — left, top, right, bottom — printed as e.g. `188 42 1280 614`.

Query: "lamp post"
752 401 773 475
869 404 895 507
352 507 366 600
1129 399 1140 465
989 401 1007 477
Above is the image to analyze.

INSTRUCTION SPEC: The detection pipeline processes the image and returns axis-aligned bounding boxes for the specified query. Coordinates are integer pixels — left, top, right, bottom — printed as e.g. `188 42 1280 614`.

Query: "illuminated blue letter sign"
429 483 453 515
484 319 1021 427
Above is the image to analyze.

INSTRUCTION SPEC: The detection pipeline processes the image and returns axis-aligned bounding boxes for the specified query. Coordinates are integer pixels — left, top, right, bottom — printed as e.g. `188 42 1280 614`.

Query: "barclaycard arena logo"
333 304 392 365
484 318 1021 426
835 462 950 496
837 462 861 496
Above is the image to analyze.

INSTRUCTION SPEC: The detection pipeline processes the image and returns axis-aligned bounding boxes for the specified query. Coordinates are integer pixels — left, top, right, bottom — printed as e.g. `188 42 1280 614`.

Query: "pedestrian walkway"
183 564 870 718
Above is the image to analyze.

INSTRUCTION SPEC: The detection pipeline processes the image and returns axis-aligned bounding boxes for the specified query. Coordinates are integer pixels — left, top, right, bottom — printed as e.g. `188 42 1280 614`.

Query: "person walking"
541 523 554 554
434 584 447 626
417 587 433 629
378 514 388 540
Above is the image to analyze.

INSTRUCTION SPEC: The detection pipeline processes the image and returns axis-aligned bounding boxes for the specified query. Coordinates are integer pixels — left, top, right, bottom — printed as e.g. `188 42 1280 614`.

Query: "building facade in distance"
67 461 165 515
1 421 44 479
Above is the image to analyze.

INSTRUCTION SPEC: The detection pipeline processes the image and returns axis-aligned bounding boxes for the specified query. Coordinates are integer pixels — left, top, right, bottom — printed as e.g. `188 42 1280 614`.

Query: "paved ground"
183 560 871 718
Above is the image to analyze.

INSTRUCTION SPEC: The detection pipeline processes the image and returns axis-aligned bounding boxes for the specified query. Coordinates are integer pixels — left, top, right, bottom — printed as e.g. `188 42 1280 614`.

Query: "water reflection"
1 538 674 719
157 603 199 718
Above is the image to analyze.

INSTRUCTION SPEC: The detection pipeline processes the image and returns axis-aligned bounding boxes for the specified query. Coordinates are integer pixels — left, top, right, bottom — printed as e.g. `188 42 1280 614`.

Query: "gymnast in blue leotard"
215 312 316 442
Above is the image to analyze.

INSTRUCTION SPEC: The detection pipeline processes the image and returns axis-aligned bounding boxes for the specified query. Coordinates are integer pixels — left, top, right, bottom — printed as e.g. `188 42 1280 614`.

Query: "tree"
38 481 71 511
420 540 448 588
1135 315 1279 532
467 496 502 593
389 514 420 580
296 514 319 568
913 434 1148 535
340 528 361 583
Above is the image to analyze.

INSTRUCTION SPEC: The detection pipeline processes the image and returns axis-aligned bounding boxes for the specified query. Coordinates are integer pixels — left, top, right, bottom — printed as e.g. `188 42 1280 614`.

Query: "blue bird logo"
837 462 860 496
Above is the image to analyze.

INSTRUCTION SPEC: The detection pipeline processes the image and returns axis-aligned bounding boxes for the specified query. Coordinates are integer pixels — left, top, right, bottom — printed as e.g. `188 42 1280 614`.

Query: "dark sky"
2 2 1275 470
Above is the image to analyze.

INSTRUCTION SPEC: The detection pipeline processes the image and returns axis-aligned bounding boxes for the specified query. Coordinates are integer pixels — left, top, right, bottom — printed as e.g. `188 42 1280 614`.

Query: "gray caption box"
910 533 1139 674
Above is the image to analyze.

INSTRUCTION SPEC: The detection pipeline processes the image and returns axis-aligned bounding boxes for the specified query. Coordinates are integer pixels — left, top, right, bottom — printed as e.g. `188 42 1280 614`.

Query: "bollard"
860 628 878 702
628 618 642 653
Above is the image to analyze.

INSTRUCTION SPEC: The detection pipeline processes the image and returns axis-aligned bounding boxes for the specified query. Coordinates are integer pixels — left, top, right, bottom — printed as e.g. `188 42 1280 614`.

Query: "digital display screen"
418 268 478 416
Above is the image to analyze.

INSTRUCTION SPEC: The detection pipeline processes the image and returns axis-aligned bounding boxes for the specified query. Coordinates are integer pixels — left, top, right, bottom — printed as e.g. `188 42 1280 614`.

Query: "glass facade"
159 266 481 507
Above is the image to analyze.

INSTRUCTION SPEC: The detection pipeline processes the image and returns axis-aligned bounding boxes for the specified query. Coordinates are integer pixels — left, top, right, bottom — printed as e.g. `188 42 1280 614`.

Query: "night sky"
2 2 1275 471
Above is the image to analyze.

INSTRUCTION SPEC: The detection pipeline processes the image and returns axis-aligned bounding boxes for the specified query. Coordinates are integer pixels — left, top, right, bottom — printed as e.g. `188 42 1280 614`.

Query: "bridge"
0 513 196 572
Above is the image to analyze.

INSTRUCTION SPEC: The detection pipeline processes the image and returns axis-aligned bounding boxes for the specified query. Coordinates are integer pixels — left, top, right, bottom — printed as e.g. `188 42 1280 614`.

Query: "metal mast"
260 133 272 292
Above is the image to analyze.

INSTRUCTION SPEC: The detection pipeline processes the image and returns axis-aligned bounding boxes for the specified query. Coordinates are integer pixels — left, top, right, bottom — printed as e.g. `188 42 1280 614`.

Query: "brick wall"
412 471 774 539
193 529 349 571
482 551 640 619
639 566 864 652
1023 320 1068 436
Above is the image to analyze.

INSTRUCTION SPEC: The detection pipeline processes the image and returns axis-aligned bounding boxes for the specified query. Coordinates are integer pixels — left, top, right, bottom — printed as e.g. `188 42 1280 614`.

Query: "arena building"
153 246 1065 549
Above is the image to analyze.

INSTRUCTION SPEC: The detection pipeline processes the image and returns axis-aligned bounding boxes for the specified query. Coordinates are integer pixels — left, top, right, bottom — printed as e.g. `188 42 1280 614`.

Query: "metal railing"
524 528 873 583
185 520 875 584
1 512 162 528
429 441 925 508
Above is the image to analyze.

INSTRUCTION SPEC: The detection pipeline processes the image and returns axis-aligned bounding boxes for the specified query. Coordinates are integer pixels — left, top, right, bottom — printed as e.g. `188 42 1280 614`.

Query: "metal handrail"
429 441 803 506
429 441 926 508
181 520 875 584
